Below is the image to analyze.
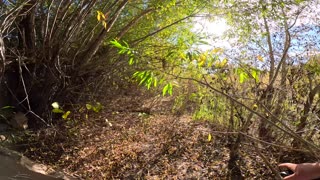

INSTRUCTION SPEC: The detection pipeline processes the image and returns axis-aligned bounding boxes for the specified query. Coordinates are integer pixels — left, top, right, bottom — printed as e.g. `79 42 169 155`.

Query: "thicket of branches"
0 0 203 126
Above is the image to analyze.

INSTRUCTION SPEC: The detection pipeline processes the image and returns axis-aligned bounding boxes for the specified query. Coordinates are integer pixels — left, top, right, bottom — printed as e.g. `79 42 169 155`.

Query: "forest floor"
10 86 301 179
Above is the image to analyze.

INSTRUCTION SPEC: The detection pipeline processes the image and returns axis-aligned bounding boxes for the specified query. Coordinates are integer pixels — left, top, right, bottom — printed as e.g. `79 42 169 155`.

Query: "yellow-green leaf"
86 104 92 110
97 11 101 21
212 48 223 54
96 11 105 22
101 12 106 20
207 133 212 142
102 21 107 29
162 84 169 96
62 111 71 120
215 58 228 68
52 108 64 113
252 104 258 110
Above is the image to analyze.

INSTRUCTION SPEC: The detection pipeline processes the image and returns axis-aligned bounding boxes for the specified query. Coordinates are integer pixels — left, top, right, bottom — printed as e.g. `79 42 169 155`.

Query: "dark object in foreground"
280 169 320 180
0 146 75 179
280 169 294 177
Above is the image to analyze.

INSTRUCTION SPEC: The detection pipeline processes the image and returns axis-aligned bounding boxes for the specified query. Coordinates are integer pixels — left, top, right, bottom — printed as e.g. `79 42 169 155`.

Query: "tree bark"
258 6 291 142
293 84 320 147
18 0 37 54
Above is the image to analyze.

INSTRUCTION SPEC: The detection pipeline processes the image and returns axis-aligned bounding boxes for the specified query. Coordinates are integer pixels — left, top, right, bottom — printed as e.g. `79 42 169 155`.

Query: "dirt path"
15 91 278 179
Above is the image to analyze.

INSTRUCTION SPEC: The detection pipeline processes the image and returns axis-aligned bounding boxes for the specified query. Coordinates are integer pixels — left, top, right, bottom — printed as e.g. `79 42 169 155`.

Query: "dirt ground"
7 87 304 179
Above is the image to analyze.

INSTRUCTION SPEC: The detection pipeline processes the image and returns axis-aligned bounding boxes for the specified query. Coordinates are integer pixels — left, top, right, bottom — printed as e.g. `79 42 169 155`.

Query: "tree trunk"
18 0 37 54
258 6 291 142
292 84 320 147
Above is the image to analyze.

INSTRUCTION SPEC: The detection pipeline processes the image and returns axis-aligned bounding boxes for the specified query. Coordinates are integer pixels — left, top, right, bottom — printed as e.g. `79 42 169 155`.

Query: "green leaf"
168 83 173 95
86 104 92 110
52 108 64 113
147 78 152 89
162 83 173 96
62 111 71 120
236 68 249 84
51 102 60 109
133 71 140 77
123 41 129 48
129 57 134 65
139 73 151 85
162 84 169 96
1 106 14 110
239 72 246 83
251 69 260 82
154 78 158 87
93 102 102 112
110 39 123 49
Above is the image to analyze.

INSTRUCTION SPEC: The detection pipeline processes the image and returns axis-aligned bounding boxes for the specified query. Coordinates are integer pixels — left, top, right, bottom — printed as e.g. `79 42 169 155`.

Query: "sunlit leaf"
162 84 169 96
208 133 212 142
257 55 264 62
100 12 106 20
212 48 223 54
215 58 228 68
251 69 260 82
168 83 173 95
133 71 140 77
198 60 205 67
92 107 99 112
91 102 103 112
239 72 247 83
86 104 92 110
62 111 71 120
154 78 158 87
51 102 59 109
102 21 107 29
110 39 123 48
129 57 134 65
252 104 258 110
220 58 228 67
96 11 105 22
97 11 101 21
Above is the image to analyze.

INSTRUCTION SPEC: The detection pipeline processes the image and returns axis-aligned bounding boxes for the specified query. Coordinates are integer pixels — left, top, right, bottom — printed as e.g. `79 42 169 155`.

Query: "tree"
125 0 320 177
0 0 214 126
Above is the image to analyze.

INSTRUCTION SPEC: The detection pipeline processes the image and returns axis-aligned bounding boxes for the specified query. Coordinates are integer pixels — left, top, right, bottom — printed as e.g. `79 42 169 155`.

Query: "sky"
192 17 231 51
191 1 320 67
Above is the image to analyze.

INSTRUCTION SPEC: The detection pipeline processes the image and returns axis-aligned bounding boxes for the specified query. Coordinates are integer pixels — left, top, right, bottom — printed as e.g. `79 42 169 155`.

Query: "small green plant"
51 102 71 120
85 102 103 113
78 102 104 120
110 39 135 65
